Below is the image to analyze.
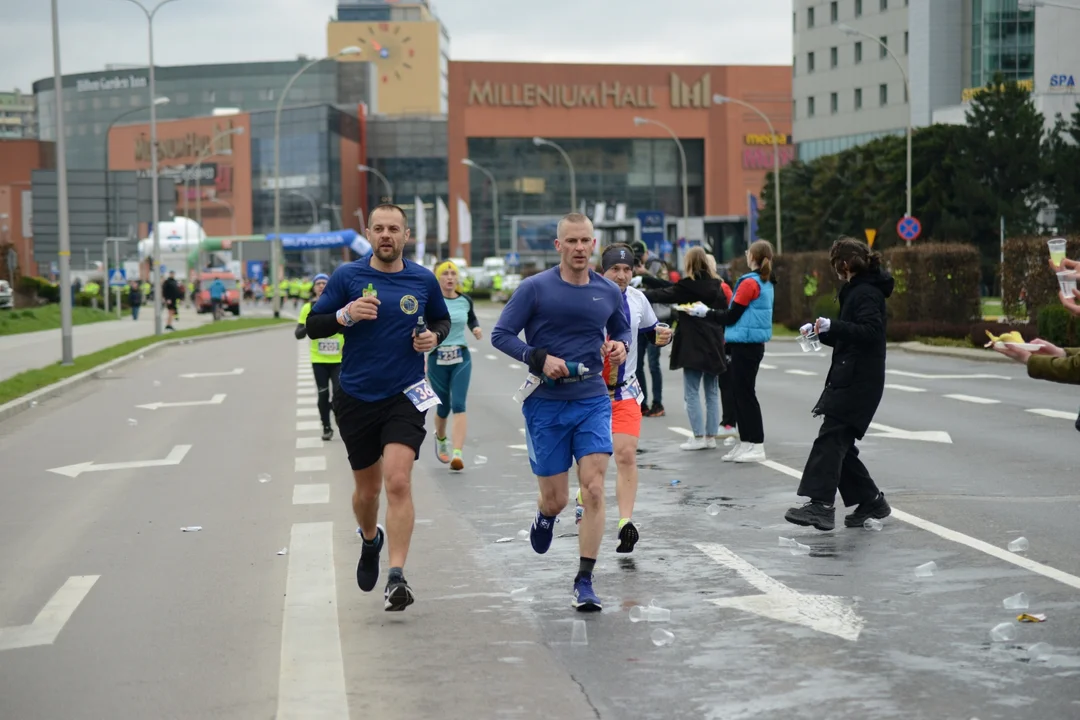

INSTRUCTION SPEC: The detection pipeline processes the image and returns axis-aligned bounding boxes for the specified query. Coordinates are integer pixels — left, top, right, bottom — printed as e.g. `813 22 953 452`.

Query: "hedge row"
1002 235 1080 320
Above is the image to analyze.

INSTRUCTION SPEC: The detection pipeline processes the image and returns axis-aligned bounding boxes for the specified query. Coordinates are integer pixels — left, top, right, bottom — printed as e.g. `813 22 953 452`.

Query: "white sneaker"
722 442 747 461
705 437 717 449
680 437 708 451
734 443 767 463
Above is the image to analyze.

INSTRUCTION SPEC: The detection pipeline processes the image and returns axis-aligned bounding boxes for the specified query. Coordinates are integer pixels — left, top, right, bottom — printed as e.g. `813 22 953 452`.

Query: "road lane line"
295 456 327 473
785 369 818 377
1026 408 1076 420
885 384 926 393
485 354 497 360
944 394 1000 405
292 484 330 505
296 437 324 450
297 397 317 406
297 388 316 397
0 575 101 651
887 370 1011 380
296 421 323 432
297 408 320 418
760 363 778 370
509 363 522 370
277 522 348 720
668 427 694 438
758 460 1080 591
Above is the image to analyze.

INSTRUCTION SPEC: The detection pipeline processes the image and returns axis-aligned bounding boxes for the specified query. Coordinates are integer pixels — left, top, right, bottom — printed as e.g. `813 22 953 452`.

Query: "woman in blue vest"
687 239 775 463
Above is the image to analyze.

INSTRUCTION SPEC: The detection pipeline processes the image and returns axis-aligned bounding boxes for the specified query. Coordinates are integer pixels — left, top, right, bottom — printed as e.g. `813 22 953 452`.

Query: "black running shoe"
356 524 385 592
616 520 639 554
784 501 836 532
384 575 415 612
321 425 334 442
844 492 892 528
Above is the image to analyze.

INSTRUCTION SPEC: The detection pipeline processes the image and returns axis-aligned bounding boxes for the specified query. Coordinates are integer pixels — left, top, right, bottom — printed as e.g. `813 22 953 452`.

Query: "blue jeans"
683 369 720 438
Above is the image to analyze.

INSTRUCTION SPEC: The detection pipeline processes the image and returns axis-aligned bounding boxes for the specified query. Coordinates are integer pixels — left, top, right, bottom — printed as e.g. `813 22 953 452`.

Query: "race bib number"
436 346 464 365
403 379 441 412
317 339 341 355
623 376 642 400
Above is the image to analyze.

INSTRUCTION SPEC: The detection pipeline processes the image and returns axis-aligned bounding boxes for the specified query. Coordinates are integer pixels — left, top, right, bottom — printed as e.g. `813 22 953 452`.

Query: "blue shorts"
523 394 613 477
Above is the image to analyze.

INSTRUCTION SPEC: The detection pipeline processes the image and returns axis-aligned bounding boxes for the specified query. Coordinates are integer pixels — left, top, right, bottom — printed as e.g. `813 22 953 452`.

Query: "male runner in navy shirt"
307 204 450 612
491 212 632 612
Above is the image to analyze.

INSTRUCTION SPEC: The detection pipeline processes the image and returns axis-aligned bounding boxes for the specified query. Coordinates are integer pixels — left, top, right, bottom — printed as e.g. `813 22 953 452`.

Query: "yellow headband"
435 261 458 278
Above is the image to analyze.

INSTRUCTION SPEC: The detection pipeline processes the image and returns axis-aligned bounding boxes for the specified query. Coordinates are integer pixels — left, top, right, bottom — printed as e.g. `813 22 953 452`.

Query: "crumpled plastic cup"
651 629 675 647
571 620 588 646
990 622 1017 642
1007 537 1029 553
706 504 721 516
915 561 937 577
1002 592 1029 610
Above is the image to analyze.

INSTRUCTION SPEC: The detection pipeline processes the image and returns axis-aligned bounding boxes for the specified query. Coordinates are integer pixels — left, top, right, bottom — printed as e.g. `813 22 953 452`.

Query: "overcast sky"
2 0 792 91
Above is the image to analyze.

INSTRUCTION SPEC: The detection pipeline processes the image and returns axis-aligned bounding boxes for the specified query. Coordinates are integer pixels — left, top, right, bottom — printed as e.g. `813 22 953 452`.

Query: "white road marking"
668 427 695 438
277 522 348 720
485 354 498 360
866 422 952 444
944 394 1000 405
760 363 778 370
785 369 818 377
48 445 192 478
1026 408 1076 420
764 352 828 358
180 368 244 378
0 575 101 652
884 383 926 393
508 444 528 451
297 382 315 389
296 437 324 450
886 370 1011 381
297 397 317 406
696 543 864 642
509 363 522 370
292 484 330 505
297 388 316 397
136 393 226 410
758 460 1080 592
296 408 320 418
295 456 327 473
296 421 323 432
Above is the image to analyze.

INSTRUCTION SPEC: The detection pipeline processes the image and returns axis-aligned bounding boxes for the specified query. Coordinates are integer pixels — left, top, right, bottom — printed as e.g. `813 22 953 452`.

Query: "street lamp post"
840 23 912 220
533 137 576 212
712 95 784 253
357 164 393 203
271 47 361 318
49 0 74 364
461 158 500 254
122 0 181 336
632 117 689 246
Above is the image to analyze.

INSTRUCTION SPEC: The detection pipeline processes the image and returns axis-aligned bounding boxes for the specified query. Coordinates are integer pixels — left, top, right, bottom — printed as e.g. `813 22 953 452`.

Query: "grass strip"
0 317 290 406
0 305 117 336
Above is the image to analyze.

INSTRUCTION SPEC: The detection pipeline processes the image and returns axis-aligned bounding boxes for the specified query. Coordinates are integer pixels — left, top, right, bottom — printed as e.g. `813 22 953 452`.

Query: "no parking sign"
897 216 922 244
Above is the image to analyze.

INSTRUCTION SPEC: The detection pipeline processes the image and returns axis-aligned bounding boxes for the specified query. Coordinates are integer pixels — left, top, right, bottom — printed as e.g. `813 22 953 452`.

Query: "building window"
808 6 815 27
831 1 838 22
880 0 887 9
879 35 888 58
855 87 863 109
202 90 216 103
809 96 816 117
808 51 815 73
831 46 838 68
855 41 863 63
793 11 797 32
855 0 862 16
904 30 909 54
830 92 838 114
879 83 888 106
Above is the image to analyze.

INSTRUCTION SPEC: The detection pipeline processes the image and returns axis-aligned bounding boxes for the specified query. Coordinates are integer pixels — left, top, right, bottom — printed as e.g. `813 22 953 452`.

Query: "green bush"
1002 236 1079 319
17 276 60 304
731 250 840 327
1035 305 1080 347
881 243 982 325
813 294 840 320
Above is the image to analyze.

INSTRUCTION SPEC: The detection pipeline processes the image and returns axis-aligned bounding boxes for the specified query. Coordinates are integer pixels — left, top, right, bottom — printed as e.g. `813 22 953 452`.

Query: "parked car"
0 280 12 310
195 272 241 316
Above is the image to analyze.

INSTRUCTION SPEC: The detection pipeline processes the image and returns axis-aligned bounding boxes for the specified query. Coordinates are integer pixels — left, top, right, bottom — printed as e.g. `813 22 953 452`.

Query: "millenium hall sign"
467 73 713 110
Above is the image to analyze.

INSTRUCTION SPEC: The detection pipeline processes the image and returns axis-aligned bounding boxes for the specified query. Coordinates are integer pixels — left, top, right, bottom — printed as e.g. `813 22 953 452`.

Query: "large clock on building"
356 23 415 85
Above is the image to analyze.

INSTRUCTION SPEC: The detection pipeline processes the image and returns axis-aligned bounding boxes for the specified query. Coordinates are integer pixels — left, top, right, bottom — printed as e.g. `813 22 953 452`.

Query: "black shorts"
334 389 427 471
166 299 178 311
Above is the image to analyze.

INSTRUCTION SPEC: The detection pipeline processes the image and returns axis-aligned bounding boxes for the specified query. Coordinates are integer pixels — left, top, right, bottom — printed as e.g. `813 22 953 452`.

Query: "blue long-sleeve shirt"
491 267 632 401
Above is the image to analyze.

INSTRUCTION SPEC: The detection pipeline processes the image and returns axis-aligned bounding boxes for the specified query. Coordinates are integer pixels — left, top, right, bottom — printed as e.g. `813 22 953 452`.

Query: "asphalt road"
0 305 1078 720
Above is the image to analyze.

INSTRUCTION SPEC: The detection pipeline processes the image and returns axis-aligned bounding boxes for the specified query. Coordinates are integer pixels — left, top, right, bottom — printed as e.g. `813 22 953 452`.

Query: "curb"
0 321 291 425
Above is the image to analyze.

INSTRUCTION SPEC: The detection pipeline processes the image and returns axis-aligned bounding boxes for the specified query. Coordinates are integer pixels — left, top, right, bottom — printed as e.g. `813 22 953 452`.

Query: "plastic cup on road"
1048 238 1067 268
1002 592 1029 610
629 605 647 623
651 629 675 647
914 561 937 577
1007 536 1029 553
647 607 672 623
570 619 588 646
989 622 1017 642
1028 642 1053 661
1057 271 1076 297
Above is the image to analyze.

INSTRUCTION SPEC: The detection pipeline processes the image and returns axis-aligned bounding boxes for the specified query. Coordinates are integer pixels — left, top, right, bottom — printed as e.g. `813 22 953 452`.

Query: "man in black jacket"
785 237 894 532
162 271 181 330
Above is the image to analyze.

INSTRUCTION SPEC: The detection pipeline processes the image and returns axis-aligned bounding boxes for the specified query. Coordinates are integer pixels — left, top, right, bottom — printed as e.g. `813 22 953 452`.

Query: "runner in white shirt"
575 244 672 553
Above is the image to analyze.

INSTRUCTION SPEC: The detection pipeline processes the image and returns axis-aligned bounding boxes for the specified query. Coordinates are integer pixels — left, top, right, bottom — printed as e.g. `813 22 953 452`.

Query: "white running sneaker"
734 443 767 463
705 437 717 449
680 437 708 451
722 442 748 462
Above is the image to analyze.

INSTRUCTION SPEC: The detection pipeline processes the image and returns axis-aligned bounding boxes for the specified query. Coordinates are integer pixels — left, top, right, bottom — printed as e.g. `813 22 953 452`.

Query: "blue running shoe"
530 510 556 554
572 576 602 612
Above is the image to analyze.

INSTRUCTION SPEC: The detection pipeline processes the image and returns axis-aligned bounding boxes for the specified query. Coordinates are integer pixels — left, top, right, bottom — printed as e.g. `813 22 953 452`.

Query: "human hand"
1052 257 1080 272
815 317 832 334
630 276 643 288
603 340 627 366
800 322 813 336
472 327 483 340
1061 288 1080 317
413 330 438 353
348 296 380 322
687 302 709 318
993 343 1031 364
1030 338 1066 357
654 326 673 347
542 354 569 380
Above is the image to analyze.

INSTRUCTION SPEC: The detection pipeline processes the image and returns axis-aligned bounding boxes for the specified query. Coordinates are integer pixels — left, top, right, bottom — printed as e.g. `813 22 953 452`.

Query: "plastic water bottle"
513 363 590 403
414 316 427 336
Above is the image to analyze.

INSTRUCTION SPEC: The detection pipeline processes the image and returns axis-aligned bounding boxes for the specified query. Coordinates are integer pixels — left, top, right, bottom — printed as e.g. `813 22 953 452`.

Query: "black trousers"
636 336 649 406
718 362 737 428
797 415 881 507
728 342 765 443
311 363 341 428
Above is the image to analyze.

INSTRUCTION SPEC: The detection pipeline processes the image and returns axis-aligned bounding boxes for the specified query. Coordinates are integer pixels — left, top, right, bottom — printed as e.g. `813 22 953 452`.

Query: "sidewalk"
0 303 275 382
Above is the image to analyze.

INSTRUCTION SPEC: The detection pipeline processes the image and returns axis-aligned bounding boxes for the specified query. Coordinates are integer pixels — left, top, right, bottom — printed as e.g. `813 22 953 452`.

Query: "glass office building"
34 60 373 170
970 0 1035 88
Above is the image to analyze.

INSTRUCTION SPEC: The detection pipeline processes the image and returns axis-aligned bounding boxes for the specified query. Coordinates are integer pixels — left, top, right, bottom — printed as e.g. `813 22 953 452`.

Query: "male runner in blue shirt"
306 204 450 612
491 212 632 612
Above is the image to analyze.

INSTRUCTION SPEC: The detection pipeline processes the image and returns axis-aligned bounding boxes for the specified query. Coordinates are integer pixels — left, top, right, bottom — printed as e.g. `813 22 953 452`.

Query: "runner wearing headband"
429 261 483 471
573 244 672 554
295 273 343 441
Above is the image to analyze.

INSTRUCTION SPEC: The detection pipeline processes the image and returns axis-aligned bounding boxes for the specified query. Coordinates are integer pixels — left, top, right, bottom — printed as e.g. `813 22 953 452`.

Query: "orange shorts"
611 398 643 438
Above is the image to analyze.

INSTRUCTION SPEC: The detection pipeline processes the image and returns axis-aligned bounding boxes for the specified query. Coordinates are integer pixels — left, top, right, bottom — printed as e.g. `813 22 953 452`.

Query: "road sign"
505 252 520 266
108 268 127 287
246 261 265 283
897 216 922 243
864 229 877 248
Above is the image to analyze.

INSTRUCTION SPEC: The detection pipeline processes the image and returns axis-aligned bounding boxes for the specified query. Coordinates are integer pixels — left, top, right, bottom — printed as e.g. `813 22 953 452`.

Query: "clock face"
356 23 415 85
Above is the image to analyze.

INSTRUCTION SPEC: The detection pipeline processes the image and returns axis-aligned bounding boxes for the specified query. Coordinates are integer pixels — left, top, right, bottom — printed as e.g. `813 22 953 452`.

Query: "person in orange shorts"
575 244 672 553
